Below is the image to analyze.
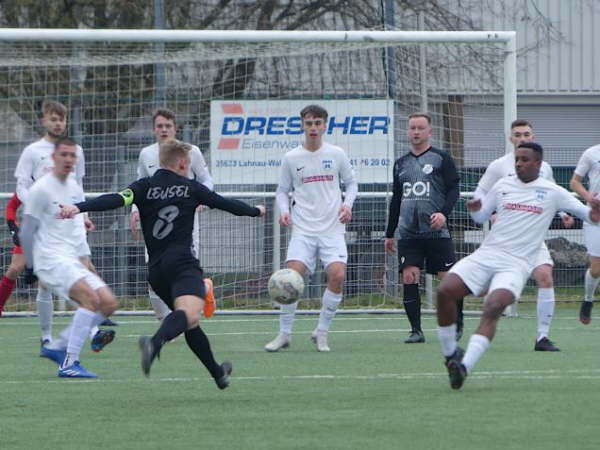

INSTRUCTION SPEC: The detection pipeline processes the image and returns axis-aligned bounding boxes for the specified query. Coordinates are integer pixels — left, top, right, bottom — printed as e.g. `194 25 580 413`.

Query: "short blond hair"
159 139 191 168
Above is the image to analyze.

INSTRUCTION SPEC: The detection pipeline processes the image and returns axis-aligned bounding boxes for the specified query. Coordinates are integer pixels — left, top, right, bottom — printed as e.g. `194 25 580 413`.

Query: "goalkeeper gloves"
7 219 20 247
23 268 38 285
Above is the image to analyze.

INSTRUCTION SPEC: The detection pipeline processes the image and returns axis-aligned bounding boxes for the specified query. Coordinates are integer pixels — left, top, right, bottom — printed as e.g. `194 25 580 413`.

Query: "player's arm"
556 186 600 224
339 153 357 224
60 185 138 218
543 161 573 226
570 150 595 202
275 157 293 226
432 152 460 229
19 189 45 284
473 159 501 200
129 153 149 238
468 182 498 224
191 147 214 190
384 160 402 254
14 148 34 203
6 193 22 246
193 182 265 217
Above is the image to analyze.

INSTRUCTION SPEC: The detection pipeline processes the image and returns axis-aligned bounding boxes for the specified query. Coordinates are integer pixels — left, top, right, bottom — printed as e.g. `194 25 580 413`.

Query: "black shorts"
396 238 456 275
147 251 206 311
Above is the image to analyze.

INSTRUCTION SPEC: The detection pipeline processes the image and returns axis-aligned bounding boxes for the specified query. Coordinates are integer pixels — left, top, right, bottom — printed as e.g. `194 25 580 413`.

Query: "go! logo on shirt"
403 181 431 197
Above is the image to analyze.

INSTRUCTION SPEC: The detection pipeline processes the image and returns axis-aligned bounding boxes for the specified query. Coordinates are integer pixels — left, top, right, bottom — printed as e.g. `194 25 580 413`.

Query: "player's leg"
580 223 600 324
36 284 54 345
80 254 118 327
143 246 171 321
429 238 462 340
0 250 25 315
310 233 347 352
265 233 314 352
532 262 560 351
397 239 425 343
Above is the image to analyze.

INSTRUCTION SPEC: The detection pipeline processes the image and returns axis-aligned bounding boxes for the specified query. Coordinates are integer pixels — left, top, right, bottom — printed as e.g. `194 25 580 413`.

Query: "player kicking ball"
60 139 265 389
435 142 600 390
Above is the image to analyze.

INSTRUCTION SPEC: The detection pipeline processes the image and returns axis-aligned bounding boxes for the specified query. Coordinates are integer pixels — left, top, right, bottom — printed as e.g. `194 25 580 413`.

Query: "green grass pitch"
1 306 598 450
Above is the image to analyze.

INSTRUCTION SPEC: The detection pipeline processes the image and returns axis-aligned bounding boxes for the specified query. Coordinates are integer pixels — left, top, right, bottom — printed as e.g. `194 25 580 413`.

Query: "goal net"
0 30 516 314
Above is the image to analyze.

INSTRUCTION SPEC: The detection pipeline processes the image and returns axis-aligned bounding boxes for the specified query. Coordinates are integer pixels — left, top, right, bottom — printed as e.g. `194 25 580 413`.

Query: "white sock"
317 289 342 333
437 324 457 357
462 334 490 374
279 302 298 335
149 289 171 321
36 286 54 342
536 288 555 341
89 326 99 340
48 323 72 350
62 308 96 368
584 270 599 301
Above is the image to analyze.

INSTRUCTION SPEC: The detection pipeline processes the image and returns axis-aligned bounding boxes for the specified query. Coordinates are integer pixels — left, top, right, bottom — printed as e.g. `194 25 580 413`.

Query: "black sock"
456 298 464 330
151 310 188 351
184 326 223 379
403 283 421 332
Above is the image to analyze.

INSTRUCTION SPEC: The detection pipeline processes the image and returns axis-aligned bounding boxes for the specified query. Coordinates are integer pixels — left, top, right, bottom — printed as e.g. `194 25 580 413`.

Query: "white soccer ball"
268 269 304 305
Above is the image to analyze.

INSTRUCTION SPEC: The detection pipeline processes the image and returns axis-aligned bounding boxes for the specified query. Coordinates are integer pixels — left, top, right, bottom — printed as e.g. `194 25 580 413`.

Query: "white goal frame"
0 29 517 316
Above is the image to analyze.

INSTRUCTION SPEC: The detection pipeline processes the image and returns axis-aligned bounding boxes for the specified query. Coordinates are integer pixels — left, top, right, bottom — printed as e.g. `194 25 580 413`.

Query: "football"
267 268 304 305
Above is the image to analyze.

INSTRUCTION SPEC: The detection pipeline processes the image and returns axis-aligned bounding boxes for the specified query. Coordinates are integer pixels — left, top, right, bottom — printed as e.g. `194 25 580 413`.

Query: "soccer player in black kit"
60 139 266 389
384 113 463 343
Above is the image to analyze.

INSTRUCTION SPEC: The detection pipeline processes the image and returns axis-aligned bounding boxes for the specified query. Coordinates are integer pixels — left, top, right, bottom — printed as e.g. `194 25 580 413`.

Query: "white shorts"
449 247 531 299
36 255 106 301
286 232 347 274
76 240 91 258
584 222 600 257
533 241 554 268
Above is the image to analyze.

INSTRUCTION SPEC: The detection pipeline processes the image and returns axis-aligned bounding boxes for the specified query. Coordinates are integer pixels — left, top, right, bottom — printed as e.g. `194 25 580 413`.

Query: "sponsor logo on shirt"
503 202 543 214
302 175 334 184
403 181 430 198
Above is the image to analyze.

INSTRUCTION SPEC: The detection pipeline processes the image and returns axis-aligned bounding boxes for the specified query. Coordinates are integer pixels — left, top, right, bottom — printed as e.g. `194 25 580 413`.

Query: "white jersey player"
570 143 600 324
264 104 358 353
20 137 119 378
130 108 213 320
435 142 600 390
474 119 572 352
13 100 100 348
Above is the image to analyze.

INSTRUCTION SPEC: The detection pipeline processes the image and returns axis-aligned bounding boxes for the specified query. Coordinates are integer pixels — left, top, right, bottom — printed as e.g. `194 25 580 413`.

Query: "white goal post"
0 29 517 315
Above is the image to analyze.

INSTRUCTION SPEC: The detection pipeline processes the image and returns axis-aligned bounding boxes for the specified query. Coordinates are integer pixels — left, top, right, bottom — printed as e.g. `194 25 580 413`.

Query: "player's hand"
466 198 482 212
584 191 597 204
384 238 396 255
130 210 141 241
279 212 292 227
588 193 600 209
430 212 446 230
84 216 95 232
561 214 575 228
23 267 37 285
58 204 80 219
338 205 352 224
256 205 266 217
7 219 20 247
196 205 206 212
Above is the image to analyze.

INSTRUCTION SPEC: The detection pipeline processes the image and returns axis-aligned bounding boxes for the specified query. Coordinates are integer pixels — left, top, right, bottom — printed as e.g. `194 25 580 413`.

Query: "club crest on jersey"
422 164 433 175
322 159 333 170
535 190 547 201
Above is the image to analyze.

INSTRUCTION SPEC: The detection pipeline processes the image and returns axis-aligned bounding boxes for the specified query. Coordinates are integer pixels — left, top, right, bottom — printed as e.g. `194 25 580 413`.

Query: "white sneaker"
311 330 330 352
264 333 291 352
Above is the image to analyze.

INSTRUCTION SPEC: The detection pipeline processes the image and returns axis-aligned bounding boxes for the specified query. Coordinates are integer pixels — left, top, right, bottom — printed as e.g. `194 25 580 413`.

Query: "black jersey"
385 146 460 240
76 168 261 264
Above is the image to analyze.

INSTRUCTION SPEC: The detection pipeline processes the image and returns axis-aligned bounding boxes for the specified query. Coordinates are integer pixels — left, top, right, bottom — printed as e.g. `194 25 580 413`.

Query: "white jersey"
574 144 600 194
24 173 87 266
475 152 555 198
276 142 357 235
472 176 593 270
14 137 85 203
137 142 213 189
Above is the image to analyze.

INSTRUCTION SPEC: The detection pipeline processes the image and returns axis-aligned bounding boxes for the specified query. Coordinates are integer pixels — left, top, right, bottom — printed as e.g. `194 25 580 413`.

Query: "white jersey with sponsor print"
24 173 87 266
472 176 593 270
14 137 85 204
574 144 600 195
475 152 555 199
276 142 356 235
137 142 213 189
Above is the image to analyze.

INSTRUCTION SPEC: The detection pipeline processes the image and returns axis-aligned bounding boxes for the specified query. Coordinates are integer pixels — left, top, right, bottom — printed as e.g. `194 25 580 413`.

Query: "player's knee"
100 294 118 316
327 271 345 290
589 262 600 279
533 267 553 288
483 296 508 319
